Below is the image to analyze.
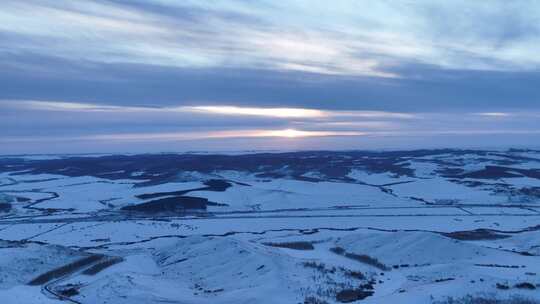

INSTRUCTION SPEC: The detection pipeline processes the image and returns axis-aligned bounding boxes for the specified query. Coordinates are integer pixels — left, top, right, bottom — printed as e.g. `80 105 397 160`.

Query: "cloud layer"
1 1 540 153
3 1 540 76
2 100 539 154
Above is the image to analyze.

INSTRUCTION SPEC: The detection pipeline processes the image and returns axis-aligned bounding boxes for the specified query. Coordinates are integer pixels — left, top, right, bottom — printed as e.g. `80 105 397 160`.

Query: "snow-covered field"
0 149 539 303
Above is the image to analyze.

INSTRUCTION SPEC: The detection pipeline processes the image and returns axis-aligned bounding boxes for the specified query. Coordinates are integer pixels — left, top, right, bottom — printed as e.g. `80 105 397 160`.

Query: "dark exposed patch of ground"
304 296 330 304
335 287 374 303
330 247 389 271
443 229 511 240
263 241 314 250
56 284 81 297
511 187 540 199
16 196 31 202
448 166 540 180
301 261 366 280
136 179 232 200
121 196 215 213
0 203 11 212
514 282 537 290
28 254 104 285
475 264 522 269
2 150 538 189
434 278 455 283
0 150 469 184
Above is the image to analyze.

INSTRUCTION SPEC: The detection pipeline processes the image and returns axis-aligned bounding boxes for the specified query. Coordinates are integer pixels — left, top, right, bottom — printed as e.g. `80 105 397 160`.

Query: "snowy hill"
0 149 539 303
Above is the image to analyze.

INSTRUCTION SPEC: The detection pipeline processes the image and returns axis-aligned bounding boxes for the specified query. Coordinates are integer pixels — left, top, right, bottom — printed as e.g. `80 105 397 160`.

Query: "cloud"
182 106 417 119
474 112 512 117
186 106 326 118
88 129 365 141
5 100 135 112
1 1 540 153
2 99 539 143
0 129 366 143
1 100 416 119
2 0 540 78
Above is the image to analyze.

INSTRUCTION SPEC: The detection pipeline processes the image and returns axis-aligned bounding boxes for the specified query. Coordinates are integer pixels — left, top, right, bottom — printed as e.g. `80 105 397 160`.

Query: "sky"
1 0 540 154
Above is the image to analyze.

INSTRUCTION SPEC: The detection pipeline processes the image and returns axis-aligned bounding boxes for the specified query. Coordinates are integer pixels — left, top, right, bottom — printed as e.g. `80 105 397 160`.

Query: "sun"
270 129 307 138
278 129 303 138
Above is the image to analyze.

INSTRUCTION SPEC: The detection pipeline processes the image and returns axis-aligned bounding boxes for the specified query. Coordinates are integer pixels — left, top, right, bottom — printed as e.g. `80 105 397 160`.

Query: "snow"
0 286 62 303
0 241 83 289
347 169 414 185
1 150 540 303
335 231 506 266
389 178 506 204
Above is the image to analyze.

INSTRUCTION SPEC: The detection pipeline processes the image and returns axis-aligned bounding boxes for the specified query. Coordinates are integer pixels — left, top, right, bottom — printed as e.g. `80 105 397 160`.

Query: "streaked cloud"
472 112 540 118
186 106 325 118
183 107 417 119
327 111 417 119
88 129 365 141
0 129 366 143
7 100 133 112
2 1 540 77
293 121 397 129
474 112 512 117
2 99 540 153
1 100 416 119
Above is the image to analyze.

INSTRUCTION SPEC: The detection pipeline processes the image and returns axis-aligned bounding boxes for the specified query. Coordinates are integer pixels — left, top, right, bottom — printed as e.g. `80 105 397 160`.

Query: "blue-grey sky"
1 0 540 153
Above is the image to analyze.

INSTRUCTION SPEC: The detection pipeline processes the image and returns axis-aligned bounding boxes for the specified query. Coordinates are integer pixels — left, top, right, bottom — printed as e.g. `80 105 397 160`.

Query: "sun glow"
256 129 365 138
263 129 319 138
81 129 366 142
